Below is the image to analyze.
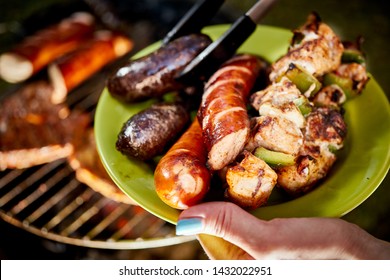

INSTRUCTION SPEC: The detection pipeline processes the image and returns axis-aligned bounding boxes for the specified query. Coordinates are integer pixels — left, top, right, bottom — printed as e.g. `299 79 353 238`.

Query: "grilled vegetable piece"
270 12 344 82
107 33 212 102
254 146 296 167
341 49 366 65
154 119 211 210
282 63 322 97
323 62 369 99
116 102 190 161
198 54 261 171
225 151 277 209
293 95 312 116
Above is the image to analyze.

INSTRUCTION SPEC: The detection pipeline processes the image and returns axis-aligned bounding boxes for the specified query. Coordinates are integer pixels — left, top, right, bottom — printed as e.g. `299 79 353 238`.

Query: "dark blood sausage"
154 119 211 209
197 54 261 171
116 102 190 161
107 34 212 102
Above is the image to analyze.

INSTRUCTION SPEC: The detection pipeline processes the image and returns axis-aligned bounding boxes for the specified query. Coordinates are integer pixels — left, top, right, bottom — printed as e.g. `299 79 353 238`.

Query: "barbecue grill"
2 0 389 260
0 0 232 257
0 72 196 251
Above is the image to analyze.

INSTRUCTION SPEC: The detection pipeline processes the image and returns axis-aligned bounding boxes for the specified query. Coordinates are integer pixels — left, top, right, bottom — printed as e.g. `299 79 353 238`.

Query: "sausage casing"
116 102 190 161
0 12 95 83
49 30 133 104
107 33 212 102
197 54 261 170
154 119 211 209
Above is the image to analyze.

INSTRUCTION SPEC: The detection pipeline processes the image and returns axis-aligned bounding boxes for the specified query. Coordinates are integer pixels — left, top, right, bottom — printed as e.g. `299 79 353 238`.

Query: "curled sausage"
154 119 211 209
198 54 261 170
107 33 212 102
116 102 190 161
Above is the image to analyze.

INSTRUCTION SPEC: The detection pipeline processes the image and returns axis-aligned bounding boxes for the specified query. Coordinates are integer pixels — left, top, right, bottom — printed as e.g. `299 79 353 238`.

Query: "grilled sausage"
197 54 261 170
0 12 95 83
49 30 133 104
107 33 212 102
116 102 190 161
154 119 211 209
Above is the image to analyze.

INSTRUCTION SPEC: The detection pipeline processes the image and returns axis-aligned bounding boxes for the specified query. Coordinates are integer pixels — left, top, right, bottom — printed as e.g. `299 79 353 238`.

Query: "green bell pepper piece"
293 95 312 116
323 73 358 99
341 49 366 65
254 146 296 168
284 63 322 97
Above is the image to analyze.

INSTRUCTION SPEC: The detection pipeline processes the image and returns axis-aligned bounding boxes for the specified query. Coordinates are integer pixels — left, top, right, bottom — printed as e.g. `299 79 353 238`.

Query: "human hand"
176 201 390 260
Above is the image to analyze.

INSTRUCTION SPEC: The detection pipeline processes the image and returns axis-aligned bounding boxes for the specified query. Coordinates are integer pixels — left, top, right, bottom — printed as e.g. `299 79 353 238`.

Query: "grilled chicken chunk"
335 63 369 94
226 151 278 209
311 84 346 108
304 107 347 150
276 107 347 195
246 116 304 156
276 147 336 195
270 12 344 82
250 76 301 111
0 81 90 170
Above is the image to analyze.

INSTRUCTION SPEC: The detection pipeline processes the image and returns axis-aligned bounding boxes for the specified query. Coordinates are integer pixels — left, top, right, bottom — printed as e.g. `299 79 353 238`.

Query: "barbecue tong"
163 0 279 84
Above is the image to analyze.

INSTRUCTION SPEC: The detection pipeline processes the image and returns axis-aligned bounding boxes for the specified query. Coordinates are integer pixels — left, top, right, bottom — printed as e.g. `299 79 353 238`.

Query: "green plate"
95 25 390 224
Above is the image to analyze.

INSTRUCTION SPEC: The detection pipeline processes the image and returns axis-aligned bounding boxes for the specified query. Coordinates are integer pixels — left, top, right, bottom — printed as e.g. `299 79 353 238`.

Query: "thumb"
176 201 266 257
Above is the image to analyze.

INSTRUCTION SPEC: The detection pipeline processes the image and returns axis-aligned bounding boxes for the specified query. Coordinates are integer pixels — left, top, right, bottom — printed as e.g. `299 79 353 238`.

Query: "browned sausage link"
154 119 211 209
49 30 133 104
116 102 190 161
0 12 95 83
107 33 212 103
197 54 261 171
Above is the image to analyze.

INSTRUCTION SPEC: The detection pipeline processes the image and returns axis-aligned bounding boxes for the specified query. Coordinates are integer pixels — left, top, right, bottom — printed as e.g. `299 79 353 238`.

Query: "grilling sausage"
49 30 133 104
197 54 261 170
116 102 190 161
107 33 212 103
154 118 211 209
0 12 95 83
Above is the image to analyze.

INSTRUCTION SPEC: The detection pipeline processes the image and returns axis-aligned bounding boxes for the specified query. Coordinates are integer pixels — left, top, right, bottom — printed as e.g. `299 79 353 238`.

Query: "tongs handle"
176 0 278 84
162 0 225 46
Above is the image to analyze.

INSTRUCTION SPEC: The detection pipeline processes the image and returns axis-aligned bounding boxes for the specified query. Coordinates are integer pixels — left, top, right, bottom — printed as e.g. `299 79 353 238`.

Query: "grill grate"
0 68 195 250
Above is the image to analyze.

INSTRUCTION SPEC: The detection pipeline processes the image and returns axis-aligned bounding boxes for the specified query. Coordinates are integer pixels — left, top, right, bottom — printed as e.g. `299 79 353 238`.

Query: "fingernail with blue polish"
176 218 203 235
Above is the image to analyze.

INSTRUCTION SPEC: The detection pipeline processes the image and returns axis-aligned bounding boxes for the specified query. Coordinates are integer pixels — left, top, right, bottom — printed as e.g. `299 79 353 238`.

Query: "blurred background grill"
0 0 389 259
